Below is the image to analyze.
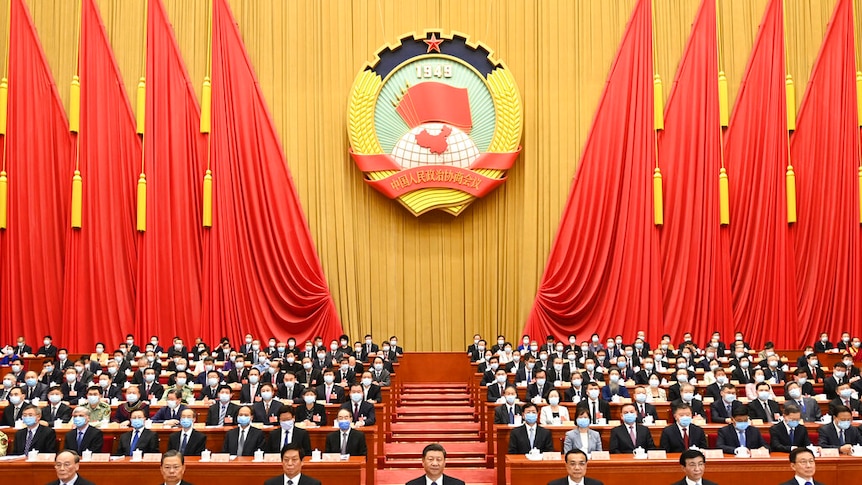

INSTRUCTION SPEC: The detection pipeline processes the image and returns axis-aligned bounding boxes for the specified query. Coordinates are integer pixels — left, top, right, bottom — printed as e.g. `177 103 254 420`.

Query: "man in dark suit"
508 403 554 453
48 450 97 485
159 450 195 485
405 443 466 485
527 369 553 404
167 408 208 456
12 404 57 454
263 444 322 485
748 382 781 423
116 409 160 455
239 369 263 404
716 405 767 454
819 405 862 453
631 387 659 423
340 384 376 426
670 384 705 418
315 370 344 404
41 387 72 426
582 382 610 424
778 447 827 485
226 357 250 384
547 449 604 485
668 449 719 485
36 336 57 358
222 406 265 456
2 386 25 426
769 404 811 452
325 409 368 456
152 390 187 424
785 381 821 422
824 362 849 400
64 407 104 453
278 373 306 403
14 336 32 356
60 368 87 403
252 384 283 424
494 386 523 425
659 404 708 452
23 371 49 402
266 407 312 455
710 384 743 423
829 382 862 416
609 404 655 453
205 386 240 426
358 372 382 403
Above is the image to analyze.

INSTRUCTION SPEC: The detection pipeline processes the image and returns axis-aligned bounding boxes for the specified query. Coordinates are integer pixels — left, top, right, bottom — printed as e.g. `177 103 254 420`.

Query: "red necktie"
683 428 689 448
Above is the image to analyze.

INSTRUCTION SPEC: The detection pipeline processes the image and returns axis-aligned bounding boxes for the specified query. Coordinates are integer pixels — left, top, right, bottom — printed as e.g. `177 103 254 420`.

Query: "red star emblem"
424 33 443 53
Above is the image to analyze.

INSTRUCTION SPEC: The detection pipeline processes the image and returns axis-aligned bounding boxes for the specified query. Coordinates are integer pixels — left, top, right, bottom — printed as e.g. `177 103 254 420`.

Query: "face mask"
324 375 335 384
219 394 231 403
838 420 852 430
706 353 715 360
555 346 564 353
606 342 615 349
576 417 591 428
798 378 808 386
536 378 546 387
544 396 559 406
634 393 647 403
649 380 660 388
834 371 846 379
374 364 383 371
180 417 194 429
73 416 88 427
609 375 620 384
754 375 765 383
661 344 669 351
788 388 802 399
236 415 251 426
539 354 548 362
176 365 186 372
529 346 537 352
591 337 599 343
99 380 110 388
845 361 854 367
354 347 362 353
496 375 507 384
758 391 771 401
854 342 861 348
731 421 749 432
43 339 51 346
338 420 352 431
498 340 505 346
676 375 688 383
681 392 694 402
248 376 259 384
622 412 637 424
126 394 140 404
677 415 692 427
569 338 576 344
635 344 644 350
143 373 157 384
735 352 744 359
361 378 372 387
524 412 538 424
723 393 736 403
586 364 595 372
840 389 853 398
22 415 37 427
810 359 819 367
280 419 295 431
25 378 37 387
66 374 77 383
350 393 363 403
572 379 583 388
716 376 728 385
821 337 829 343
513 356 521 363
615 339 623 346
526 363 535 370
303 363 313 370
176 378 187 386
130 418 145 429
48 394 62 404
252 345 261 352
8 394 23 405
567 354 576 362
329 344 338 351
317 353 326 359
588 389 599 400
618 361 627 369
553 364 563 371
505 395 516 405
581 347 589 353
768 360 779 368
490 363 499 371
261 391 273 401
2 379 13 388
87 395 101 405
304 395 316 404
286 357 295 364
165 400 179 410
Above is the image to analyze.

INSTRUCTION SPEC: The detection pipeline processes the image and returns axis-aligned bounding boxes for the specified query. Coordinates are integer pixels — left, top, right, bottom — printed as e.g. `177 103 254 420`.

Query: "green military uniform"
0 429 7 456
86 401 112 423
162 384 194 403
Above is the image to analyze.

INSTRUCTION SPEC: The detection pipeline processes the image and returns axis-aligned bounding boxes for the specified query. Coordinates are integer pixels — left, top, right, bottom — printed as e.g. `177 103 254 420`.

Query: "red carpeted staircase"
376 382 495 485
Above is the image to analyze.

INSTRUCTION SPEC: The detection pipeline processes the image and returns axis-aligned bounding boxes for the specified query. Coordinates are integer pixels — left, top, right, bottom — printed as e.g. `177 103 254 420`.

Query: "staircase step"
401 383 470 390
390 423 481 433
400 394 472 401
383 457 491 467
377 468 496 485
394 415 476 423
385 442 487 456
396 405 476 414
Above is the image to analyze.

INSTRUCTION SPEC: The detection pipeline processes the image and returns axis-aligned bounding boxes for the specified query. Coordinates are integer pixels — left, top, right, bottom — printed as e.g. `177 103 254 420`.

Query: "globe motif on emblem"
391 123 480 170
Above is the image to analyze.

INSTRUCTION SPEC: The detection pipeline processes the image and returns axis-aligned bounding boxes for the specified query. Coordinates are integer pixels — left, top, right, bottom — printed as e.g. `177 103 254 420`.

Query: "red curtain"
0 0 74 346
135 0 205 343
724 0 797 347
523 0 663 344
61 0 139 350
790 0 862 343
657 0 733 345
201 0 343 345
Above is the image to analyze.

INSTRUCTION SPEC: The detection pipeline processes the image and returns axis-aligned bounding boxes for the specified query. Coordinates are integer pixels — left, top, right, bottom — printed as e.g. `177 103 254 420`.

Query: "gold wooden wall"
1 0 847 350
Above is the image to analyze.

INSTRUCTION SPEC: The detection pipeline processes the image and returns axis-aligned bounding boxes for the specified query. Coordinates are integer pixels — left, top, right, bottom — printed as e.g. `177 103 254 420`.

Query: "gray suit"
563 427 602 453
784 397 821 422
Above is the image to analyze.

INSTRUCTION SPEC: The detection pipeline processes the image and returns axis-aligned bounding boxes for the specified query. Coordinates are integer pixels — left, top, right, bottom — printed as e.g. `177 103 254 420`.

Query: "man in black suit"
819 405 862 453
278 372 306 403
526 369 552 404
226 356 249 384
710 384 743 423
769 404 811 452
252 383 283 424
631 386 659 423
23 370 49 402
405 443 466 485
508 403 554 453
340 384 376 426
12 404 57 454
222 406 265 456
494 386 523 425
547 449 604 485
315 370 344 404
14 336 32 356
140 367 165 401
266 407 312 455
168 408 208 456
116 409 160 455
2 386 25 426
60 368 87 403
64 407 104 453
659 404 707 452
829 382 862 416
582 382 610 424
358 372 382 403
609 404 655 453
49 450 97 485
239 369 263 404
778 447 827 485
42 387 73 425
669 449 719 485
670 383 705 418
205 385 240 426
36 336 57 358
716 405 767 454
159 450 195 485
487 369 510 402
748 382 781 423
325 409 368 456
263 444 321 485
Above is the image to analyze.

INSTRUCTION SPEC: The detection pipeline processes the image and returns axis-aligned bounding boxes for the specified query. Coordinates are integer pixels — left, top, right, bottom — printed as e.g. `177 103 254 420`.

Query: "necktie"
528 427 535 449
591 402 597 423
840 429 845 446
354 403 360 418
282 429 289 450
24 429 34 455
340 431 348 454
805 482 813 485
508 407 515 424
789 427 795 443
798 400 805 413
639 404 645 417
219 404 227 425
288 481 294 485
682 427 689 448
130 430 140 455
265 401 270 416
238 428 246 453
326 386 331 404
180 433 188 453
51 406 57 422
629 425 637 445
726 404 731 416
738 430 746 448
526 371 531 383
763 402 772 422
77 430 84 450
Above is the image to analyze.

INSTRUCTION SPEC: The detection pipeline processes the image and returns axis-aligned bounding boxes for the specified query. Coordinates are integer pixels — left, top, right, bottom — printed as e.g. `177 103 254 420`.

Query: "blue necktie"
840 429 845 446
738 430 746 448
508 407 515 424
130 430 139 456
789 427 795 443
180 433 188 453
77 430 84 450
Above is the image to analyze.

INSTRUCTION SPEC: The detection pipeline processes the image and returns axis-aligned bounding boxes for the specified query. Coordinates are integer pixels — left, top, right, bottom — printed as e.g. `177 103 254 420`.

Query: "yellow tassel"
786 74 796 131
0 171 7 229
858 166 862 224
71 170 83 228
653 74 664 131
200 77 211 134
718 71 729 127
0 77 7 135
653 167 664 226
136 173 146 231
136 77 146 135
70 76 80 133
786 165 797 224
719 167 730 225
856 72 862 127
202 169 213 227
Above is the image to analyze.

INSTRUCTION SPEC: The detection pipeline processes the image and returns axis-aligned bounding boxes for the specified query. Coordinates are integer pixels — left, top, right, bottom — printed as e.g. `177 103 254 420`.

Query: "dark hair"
277 406 296 418
20 404 39 415
789 446 815 463
565 449 588 463
161 449 184 465
831 404 852 417
731 405 750 418
422 443 447 458
679 448 706 465
782 404 801 415
522 403 538 414
281 442 305 459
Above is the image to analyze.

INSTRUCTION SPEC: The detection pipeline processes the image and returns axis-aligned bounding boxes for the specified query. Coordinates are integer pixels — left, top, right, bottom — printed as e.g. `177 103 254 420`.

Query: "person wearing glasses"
48 450 96 485
778 447 825 485
670 449 719 485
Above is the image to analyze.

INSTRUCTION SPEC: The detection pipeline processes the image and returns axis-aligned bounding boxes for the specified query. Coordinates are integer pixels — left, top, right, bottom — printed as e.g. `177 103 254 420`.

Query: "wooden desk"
1 455 365 485
506 453 862 485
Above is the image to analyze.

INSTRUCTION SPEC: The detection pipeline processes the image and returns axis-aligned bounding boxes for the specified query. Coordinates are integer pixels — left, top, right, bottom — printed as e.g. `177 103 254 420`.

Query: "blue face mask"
576 417 591 428
280 420 294 431
622 412 637 424
524 412 538 425
677 416 693 427
73 416 88 428
236 415 251 426
785 420 800 429
25 378 37 387
130 418 145 429
180 417 194 429
837 420 852 430
338 420 351 431
22 415 37 427
734 420 750 431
